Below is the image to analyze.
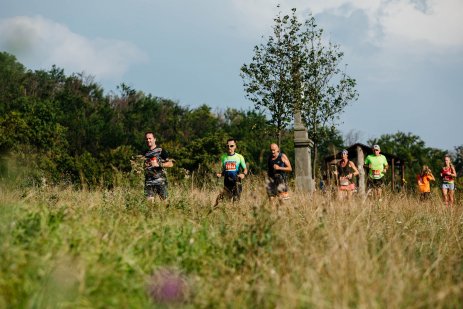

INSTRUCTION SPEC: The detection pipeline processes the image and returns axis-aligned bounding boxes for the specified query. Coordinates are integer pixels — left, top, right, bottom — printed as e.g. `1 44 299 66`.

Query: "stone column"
294 111 314 192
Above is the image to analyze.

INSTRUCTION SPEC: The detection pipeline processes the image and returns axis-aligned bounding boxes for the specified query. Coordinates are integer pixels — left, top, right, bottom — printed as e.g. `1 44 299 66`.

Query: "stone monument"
293 111 314 192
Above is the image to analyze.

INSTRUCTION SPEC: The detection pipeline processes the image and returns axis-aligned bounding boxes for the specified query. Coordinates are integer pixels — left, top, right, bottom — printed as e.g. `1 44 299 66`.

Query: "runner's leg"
145 184 155 203
442 187 449 206
448 189 455 206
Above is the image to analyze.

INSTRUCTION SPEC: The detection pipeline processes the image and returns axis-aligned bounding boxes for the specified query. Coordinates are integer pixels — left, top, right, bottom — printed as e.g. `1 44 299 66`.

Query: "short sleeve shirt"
220 153 246 181
365 154 388 179
417 174 434 193
144 147 169 183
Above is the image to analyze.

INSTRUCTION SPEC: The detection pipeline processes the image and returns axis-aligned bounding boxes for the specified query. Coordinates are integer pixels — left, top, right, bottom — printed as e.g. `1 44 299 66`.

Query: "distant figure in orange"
417 165 435 201
440 155 457 206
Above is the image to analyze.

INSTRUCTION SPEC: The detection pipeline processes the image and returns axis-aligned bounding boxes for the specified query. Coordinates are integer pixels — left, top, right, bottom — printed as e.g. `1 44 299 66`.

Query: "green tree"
0 111 30 154
22 65 66 100
183 105 221 140
453 145 463 177
241 8 357 179
0 52 26 114
296 15 358 178
240 7 296 146
222 108 277 174
54 73 108 156
316 127 344 168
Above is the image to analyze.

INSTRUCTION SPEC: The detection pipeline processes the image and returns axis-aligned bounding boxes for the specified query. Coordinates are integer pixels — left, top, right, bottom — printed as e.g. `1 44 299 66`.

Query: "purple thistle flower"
147 268 189 304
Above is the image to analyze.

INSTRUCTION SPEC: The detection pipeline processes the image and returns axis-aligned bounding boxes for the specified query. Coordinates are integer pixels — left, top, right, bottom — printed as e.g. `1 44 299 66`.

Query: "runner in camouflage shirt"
144 131 174 201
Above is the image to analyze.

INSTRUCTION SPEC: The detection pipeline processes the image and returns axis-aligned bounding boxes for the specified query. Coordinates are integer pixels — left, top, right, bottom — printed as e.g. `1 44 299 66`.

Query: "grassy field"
1 178 462 308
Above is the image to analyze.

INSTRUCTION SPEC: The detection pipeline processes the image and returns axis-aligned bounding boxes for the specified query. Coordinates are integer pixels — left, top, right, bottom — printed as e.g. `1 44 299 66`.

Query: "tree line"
1 6 461 190
1 50 460 190
0 51 292 188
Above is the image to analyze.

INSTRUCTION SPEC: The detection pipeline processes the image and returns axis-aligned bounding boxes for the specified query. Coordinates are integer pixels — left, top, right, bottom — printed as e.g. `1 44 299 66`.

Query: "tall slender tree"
241 7 298 146
297 14 358 177
241 7 358 177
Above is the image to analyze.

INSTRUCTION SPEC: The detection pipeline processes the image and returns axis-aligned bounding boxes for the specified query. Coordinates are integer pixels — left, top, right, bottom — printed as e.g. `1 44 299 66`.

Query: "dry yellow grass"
1 178 462 308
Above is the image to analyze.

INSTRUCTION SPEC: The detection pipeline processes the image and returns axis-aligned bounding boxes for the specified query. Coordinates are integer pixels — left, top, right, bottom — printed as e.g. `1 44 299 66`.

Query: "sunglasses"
227 145 236 148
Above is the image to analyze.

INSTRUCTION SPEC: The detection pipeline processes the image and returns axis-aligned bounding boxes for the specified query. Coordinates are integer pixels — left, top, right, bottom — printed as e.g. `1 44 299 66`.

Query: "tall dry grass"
0 177 462 308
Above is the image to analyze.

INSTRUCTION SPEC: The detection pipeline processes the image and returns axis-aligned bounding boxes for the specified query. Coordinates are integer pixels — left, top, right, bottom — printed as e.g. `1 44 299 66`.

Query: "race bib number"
340 178 350 186
372 169 381 179
225 161 237 171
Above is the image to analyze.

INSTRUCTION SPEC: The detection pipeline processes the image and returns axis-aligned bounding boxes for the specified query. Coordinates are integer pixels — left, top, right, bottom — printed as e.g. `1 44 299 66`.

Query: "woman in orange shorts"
335 149 359 200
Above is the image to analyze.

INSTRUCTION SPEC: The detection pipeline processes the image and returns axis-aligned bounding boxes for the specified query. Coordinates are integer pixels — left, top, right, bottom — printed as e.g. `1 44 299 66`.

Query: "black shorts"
222 177 242 201
266 174 288 197
145 180 168 199
368 177 384 189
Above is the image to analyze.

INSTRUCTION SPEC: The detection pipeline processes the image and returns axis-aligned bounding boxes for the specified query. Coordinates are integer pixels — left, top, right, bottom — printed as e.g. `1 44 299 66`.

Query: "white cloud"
0 15 147 80
230 0 463 50
380 0 463 49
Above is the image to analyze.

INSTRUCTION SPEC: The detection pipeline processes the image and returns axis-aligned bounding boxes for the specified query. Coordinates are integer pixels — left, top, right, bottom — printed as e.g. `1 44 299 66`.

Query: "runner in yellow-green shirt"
364 144 388 200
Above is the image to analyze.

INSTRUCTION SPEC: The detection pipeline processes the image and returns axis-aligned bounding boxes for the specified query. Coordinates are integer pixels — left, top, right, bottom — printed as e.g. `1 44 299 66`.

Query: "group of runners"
142 132 292 205
334 144 389 200
416 155 457 206
142 131 457 206
212 139 293 206
334 145 457 206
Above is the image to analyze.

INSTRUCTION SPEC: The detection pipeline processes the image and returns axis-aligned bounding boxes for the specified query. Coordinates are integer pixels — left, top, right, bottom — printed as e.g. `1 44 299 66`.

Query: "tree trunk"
356 145 366 196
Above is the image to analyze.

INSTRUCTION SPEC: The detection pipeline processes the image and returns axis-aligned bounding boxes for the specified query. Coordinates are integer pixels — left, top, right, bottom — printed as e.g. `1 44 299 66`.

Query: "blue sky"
1 0 462 151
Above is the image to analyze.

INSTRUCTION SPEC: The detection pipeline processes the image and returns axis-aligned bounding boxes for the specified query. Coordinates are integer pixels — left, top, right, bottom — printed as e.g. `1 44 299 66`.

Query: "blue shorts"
442 183 455 190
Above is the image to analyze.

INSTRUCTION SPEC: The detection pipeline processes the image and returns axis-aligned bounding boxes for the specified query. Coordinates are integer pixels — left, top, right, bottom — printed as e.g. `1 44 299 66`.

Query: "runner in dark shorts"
368 178 384 188
364 144 388 200
214 139 247 207
266 143 292 201
143 131 174 202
